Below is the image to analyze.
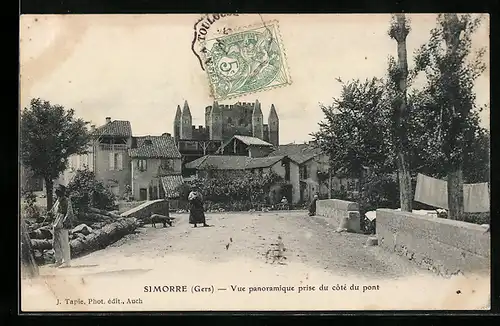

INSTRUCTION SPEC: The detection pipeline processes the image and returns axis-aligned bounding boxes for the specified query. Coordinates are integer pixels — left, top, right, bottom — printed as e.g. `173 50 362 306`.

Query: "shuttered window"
109 152 124 171
138 159 147 172
109 152 115 170
116 153 123 170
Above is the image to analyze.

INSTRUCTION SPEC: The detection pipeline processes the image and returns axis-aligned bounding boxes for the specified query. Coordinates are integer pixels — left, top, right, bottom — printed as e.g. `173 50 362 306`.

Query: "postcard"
19 13 490 312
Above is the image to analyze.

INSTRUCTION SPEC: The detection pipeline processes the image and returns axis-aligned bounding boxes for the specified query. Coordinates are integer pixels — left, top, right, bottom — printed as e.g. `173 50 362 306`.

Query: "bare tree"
388 13 413 212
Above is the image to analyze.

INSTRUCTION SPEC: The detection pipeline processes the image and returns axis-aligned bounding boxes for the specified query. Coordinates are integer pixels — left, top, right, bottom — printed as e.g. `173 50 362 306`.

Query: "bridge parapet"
376 209 490 276
316 199 361 233
120 199 170 221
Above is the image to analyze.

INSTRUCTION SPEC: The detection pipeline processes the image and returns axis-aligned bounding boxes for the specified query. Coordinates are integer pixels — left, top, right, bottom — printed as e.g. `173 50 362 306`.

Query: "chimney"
105 117 111 124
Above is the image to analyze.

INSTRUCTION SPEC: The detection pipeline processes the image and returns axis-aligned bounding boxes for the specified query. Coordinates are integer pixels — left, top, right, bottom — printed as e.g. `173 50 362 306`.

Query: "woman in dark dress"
308 194 319 216
188 190 208 227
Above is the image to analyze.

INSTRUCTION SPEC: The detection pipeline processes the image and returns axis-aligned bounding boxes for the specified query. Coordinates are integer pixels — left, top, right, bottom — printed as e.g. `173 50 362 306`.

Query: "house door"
139 188 147 201
300 182 306 202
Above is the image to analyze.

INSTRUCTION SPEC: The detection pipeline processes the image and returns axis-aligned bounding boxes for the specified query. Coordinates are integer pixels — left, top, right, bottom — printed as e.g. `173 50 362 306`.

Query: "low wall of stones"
316 199 361 233
376 209 490 276
120 199 170 221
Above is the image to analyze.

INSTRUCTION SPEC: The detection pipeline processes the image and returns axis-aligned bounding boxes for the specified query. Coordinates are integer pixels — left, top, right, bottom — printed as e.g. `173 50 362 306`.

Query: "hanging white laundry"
414 173 490 213
463 183 490 213
414 173 449 209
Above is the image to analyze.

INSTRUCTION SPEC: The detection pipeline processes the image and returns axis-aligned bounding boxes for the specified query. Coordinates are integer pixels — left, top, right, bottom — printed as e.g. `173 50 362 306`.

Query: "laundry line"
414 173 490 213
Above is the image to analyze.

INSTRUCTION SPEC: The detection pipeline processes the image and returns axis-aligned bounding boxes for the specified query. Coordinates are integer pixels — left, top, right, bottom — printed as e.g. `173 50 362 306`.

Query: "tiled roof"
129 135 181 159
268 143 322 164
233 135 273 147
93 120 132 137
160 175 184 198
185 155 285 170
245 156 285 169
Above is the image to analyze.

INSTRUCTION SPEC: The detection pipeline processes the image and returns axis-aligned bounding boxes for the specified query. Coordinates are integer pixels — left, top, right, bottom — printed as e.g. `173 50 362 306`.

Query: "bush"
178 171 287 210
21 190 41 220
463 212 490 225
67 169 116 215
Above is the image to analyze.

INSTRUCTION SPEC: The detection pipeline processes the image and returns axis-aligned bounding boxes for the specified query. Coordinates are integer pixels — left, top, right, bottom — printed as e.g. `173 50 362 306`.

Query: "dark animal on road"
151 214 174 228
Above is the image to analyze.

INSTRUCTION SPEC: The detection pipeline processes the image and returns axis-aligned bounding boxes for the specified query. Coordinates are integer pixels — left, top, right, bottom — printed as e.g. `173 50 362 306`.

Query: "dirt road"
21 211 490 311
82 211 424 278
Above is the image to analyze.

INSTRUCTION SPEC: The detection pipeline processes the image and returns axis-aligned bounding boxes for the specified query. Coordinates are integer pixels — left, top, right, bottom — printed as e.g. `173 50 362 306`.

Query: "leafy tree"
312 78 394 178
388 13 413 211
20 98 90 210
67 169 116 216
412 14 487 220
407 88 489 184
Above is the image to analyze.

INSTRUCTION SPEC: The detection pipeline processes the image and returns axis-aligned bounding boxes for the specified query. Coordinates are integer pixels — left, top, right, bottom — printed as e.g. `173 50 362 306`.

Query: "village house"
184 140 337 204
267 143 331 203
57 117 183 202
184 154 294 203
184 155 287 179
59 117 133 197
129 135 183 201
216 135 275 158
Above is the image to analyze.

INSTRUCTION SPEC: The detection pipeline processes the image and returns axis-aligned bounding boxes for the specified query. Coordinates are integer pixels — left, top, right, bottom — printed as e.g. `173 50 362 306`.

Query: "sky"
19 14 490 144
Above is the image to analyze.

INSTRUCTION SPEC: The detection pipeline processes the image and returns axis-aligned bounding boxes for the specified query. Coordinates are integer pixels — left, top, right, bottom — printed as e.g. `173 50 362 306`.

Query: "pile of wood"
26 207 139 265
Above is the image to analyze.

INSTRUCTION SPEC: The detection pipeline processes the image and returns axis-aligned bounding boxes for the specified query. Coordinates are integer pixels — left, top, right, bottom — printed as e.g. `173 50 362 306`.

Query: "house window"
109 152 123 171
137 159 147 172
82 154 89 169
300 165 308 179
161 159 173 171
284 163 290 181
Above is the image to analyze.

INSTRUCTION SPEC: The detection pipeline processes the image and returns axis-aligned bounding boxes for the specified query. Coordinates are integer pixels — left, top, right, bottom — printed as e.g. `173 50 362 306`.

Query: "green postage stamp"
202 21 292 100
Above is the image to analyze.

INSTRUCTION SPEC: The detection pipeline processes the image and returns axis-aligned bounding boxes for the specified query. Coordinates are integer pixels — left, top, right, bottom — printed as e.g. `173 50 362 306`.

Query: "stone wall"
117 200 147 214
316 199 361 233
120 199 170 220
376 209 490 276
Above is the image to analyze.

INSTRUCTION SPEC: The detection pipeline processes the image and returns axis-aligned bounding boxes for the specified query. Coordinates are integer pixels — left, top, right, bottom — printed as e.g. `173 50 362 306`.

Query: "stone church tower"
209 101 223 140
180 100 192 140
252 99 264 139
173 104 181 142
268 104 279 146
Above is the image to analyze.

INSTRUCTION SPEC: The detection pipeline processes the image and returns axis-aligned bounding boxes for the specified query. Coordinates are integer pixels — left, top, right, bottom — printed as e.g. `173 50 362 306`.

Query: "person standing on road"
188 189 208 228
308 194 319 216
50 185 75 268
